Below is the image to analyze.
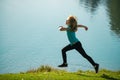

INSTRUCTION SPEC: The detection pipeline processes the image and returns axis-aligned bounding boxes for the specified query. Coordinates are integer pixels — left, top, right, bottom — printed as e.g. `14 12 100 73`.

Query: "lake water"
0 0 120 74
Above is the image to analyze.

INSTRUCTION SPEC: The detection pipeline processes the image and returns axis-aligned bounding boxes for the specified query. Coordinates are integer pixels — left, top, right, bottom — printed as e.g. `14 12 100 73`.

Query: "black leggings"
62 41 96 66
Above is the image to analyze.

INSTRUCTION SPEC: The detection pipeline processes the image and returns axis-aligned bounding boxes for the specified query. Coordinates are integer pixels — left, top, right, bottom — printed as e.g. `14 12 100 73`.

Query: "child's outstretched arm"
77 24 88 31
59 26 68 31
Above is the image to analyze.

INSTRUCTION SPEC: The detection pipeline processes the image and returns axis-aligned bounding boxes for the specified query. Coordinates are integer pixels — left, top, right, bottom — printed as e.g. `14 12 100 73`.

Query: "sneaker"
58 63 68 67
94 63 99 73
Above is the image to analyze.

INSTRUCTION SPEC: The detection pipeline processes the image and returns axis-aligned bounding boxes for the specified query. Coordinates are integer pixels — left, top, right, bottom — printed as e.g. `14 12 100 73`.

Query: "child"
58 16 99 73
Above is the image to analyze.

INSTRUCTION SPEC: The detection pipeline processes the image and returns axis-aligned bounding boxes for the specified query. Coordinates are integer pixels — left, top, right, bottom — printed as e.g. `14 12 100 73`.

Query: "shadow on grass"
76 72 119 80
101 74 118 80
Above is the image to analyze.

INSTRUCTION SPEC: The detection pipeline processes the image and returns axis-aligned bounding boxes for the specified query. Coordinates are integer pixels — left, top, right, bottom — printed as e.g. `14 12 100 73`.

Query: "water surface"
0 0 120 73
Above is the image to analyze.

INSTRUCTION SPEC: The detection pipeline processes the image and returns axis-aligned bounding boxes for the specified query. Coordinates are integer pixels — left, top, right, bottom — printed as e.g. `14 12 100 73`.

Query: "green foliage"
0 65 120 80
26 65 66 73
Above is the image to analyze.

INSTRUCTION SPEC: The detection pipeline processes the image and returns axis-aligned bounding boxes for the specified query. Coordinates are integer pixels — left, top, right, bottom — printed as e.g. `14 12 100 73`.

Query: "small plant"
26 65 62 73
37 65 53 72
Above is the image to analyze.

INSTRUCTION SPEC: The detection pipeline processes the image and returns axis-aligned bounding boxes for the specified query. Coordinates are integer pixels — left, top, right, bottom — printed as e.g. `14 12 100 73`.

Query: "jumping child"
58 16 99 73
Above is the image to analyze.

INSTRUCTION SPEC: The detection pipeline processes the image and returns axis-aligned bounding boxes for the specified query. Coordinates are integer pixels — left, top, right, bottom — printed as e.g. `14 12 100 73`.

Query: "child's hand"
58 26 67 31
85 26 88 31
58 26 63 30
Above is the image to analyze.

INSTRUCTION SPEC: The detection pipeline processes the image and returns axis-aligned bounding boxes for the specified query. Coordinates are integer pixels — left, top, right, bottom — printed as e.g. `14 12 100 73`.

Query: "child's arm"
77 24 88 31
59 26 68 31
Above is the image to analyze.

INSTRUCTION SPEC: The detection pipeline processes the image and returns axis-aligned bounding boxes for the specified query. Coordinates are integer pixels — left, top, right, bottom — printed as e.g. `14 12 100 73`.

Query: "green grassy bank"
0 65 120 80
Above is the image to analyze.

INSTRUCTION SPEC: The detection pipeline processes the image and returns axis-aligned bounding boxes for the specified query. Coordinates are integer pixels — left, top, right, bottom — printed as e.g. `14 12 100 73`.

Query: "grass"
0 65 120 80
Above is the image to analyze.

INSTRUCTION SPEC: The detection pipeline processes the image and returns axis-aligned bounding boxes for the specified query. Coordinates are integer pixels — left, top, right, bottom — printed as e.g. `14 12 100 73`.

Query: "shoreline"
0 65 120 74
0 65 120 80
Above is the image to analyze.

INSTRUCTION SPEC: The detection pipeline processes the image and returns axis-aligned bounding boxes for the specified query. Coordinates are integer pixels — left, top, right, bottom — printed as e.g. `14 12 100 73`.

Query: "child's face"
66 20 70 25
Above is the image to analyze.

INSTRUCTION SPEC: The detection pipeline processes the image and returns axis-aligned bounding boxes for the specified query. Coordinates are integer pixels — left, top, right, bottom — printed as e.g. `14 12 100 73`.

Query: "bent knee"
62 49 65 52
62 48 66 53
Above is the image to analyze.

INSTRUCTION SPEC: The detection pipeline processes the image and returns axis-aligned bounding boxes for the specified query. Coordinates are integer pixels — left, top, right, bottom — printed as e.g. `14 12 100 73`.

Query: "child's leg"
75 42 96 66
61 44 74 64
75 42 99 73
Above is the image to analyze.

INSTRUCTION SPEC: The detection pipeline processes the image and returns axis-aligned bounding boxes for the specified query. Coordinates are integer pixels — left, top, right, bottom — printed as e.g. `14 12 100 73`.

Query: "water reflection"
79 0 120 37
79 0 101 14
107 0 120 36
